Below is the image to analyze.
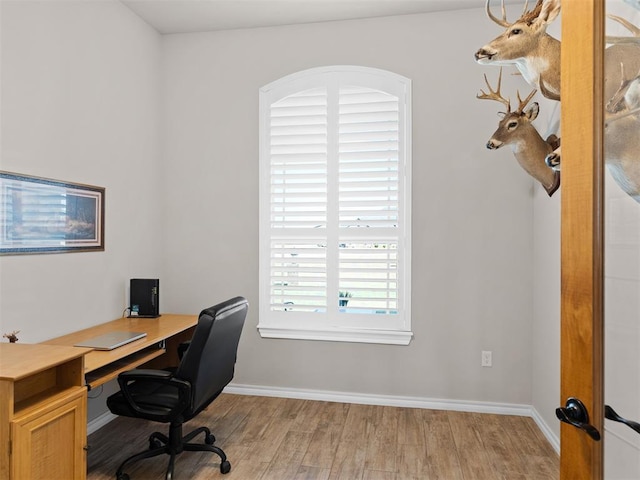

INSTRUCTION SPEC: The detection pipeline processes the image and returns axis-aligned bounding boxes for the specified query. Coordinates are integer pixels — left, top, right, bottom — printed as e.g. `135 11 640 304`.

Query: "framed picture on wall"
0 171 105 255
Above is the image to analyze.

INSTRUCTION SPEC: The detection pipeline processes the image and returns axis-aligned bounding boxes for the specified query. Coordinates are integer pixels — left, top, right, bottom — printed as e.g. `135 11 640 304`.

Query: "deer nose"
486 139 501 150
475 48 494 61
545 152 561 169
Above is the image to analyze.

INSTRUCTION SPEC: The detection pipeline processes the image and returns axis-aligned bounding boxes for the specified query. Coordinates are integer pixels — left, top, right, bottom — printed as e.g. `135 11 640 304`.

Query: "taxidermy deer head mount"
475 0 640 102
475 0 562 100
545 66 640 203
477 68 560 196
604 66 640 202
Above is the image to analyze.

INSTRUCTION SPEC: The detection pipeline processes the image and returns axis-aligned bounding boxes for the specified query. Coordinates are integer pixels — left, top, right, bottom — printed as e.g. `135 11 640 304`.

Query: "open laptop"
74 331 147 350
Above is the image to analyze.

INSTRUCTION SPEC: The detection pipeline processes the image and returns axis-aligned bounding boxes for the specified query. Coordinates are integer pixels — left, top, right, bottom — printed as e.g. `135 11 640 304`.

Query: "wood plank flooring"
87 393 559 480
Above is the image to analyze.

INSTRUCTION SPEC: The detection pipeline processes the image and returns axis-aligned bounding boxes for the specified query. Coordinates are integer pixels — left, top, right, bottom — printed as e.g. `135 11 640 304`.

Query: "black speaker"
129 279 160 318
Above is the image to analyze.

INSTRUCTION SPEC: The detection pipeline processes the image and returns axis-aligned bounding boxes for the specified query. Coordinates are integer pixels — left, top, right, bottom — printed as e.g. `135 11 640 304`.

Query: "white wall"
532 187 561 442
0 0 163 341
604 175 640 478
160 10 542 406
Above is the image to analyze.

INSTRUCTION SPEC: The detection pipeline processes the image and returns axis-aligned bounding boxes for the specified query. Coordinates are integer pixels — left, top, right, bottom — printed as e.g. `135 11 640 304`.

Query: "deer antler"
606 14 640 45
608 105 640 124
477 68 511 112
609 14 640 37
516 88 538 113
486 0 545 29
485 0 510 27
607 63 629 114
606 63 640 117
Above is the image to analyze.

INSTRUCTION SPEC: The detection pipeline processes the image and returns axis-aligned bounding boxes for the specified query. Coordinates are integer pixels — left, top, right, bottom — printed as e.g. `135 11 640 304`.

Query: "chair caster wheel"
220 460 231 474
205 433 215 445
149 438 163 449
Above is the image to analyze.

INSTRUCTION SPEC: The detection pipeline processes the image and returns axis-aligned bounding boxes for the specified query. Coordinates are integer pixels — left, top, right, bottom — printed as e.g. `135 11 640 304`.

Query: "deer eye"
510 28 522 35
508 121 518 129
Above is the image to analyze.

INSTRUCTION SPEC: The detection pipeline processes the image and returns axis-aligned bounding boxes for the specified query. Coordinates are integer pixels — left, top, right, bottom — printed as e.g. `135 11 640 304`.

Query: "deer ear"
537 0 561 26
525 102 540 120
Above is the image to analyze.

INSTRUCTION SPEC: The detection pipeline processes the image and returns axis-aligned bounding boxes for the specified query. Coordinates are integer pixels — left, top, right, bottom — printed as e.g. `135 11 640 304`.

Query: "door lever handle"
605 405 640 435
556 397 601 441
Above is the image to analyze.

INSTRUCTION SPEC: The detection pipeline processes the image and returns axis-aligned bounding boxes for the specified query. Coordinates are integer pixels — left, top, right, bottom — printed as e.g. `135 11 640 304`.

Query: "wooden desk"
0 314 197 479
43 314 198 388
0 343 90 479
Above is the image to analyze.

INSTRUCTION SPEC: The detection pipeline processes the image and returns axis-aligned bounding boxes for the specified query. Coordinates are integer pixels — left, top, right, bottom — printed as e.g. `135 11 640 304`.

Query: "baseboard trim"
226 383 560 453
225 383 532 415
86 383 560 454
530 406 560 454
88 411 117 435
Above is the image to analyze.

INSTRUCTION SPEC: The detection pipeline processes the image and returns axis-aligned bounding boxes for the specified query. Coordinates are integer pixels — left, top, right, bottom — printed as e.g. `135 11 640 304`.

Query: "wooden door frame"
560 0 605 478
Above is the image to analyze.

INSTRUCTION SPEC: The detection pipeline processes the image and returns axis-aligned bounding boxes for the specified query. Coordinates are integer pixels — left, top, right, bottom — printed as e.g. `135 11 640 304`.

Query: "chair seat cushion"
107 381 185 423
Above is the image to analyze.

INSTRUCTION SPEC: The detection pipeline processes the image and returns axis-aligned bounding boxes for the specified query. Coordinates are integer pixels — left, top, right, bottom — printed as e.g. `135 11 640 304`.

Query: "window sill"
257 325 413 345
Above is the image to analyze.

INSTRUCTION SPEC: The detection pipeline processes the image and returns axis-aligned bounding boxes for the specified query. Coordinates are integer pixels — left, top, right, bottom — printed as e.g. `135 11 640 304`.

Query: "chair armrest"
117 369 191 419
119 368 172 380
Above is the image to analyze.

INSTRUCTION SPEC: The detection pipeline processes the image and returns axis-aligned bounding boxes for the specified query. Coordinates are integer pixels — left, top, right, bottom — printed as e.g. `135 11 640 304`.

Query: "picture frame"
0 171 105 255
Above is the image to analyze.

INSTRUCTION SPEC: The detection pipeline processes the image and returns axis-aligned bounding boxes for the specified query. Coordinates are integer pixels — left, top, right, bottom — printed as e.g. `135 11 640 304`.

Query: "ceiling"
120 0 522 35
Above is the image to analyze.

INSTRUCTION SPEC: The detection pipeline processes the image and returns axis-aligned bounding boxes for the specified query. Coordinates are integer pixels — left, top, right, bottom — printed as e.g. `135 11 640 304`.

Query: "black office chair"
106 296 248 480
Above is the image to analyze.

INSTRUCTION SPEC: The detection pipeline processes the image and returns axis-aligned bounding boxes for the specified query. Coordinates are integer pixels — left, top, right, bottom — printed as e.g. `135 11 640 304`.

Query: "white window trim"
258 66 412 345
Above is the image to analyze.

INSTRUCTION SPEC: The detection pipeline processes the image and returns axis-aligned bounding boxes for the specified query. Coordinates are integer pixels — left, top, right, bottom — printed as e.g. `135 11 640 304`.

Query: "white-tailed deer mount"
546 66 640 203
475 0 561 100
605 66 640 202
604 15 640 102
478 69 560 196
475 0 640 101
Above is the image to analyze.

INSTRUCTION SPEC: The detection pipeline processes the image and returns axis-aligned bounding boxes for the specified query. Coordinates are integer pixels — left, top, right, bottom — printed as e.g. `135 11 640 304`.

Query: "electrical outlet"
481 350 492 367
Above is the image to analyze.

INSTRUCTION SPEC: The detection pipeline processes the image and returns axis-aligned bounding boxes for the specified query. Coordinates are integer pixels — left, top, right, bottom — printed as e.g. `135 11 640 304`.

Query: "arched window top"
260 65 411 104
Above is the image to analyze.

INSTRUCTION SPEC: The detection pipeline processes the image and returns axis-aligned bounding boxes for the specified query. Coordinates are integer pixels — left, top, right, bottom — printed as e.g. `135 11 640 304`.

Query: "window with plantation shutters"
259 66 412 345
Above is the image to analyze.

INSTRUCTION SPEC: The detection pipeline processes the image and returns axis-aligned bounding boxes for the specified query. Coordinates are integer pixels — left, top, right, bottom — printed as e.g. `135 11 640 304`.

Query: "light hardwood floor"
87 393 559 480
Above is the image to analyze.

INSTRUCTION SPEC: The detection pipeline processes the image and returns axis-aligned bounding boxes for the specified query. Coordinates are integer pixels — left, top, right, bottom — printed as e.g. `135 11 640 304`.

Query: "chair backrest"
175 296 247 418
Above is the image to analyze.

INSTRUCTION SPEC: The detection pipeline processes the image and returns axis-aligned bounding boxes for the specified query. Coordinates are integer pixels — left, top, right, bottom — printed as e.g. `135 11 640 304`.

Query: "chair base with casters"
114 422 230 480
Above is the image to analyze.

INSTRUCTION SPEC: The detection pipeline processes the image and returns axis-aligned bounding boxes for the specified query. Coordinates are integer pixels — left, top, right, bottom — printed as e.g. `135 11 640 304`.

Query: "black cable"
87 384 103 399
